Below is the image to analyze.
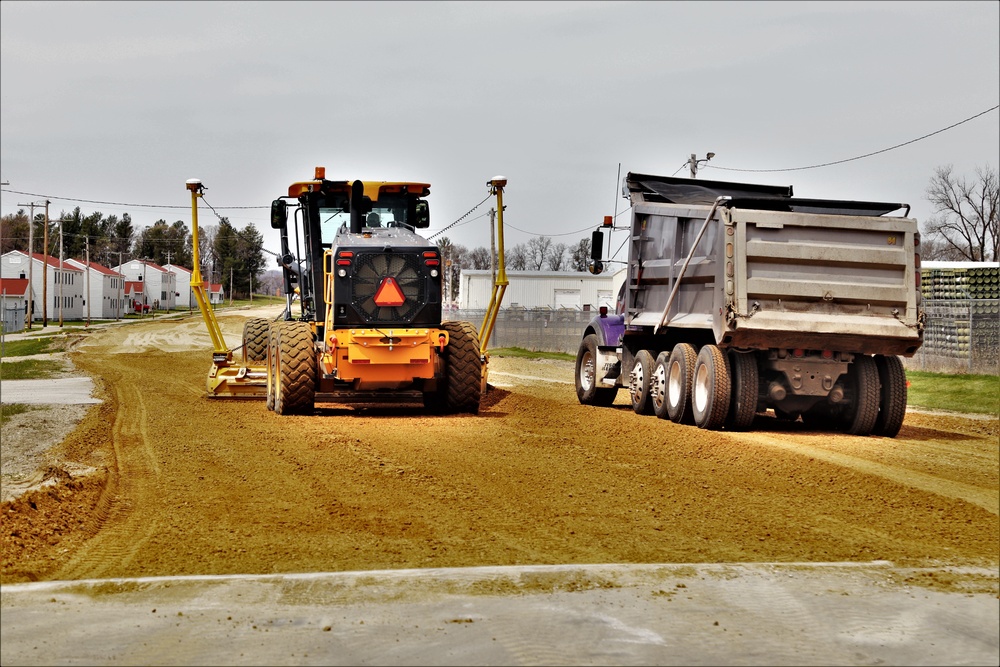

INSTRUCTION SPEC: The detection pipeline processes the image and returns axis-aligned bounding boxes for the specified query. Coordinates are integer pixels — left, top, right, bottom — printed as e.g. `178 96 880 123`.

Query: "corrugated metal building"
459 269 625 311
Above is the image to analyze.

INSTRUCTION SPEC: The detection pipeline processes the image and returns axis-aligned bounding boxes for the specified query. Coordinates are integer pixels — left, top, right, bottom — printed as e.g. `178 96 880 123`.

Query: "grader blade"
206 358 268 399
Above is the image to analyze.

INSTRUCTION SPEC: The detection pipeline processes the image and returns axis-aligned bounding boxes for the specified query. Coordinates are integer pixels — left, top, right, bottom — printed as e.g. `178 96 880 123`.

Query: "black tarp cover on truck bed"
626 172 906 217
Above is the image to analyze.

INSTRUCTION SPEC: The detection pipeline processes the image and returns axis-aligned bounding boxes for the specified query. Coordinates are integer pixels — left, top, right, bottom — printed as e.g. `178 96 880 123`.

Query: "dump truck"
576 172 924 437
185 170 510 415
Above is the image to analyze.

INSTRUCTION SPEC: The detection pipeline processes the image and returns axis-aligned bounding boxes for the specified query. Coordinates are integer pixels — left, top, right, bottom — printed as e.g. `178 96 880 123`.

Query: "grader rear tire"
265 323 280 411
242 318 270 364
274 321 315 416
440 321 482 414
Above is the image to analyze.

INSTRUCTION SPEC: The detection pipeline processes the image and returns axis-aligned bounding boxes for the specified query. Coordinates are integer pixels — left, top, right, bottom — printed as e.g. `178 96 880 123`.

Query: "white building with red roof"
0 250 85 322
65 258 127 320
113 259 177 311
0 277 30 332
164 264 194 309
123 281 146 314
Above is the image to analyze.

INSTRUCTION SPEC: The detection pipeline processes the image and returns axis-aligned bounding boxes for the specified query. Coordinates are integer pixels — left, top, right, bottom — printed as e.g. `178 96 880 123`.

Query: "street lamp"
688 152 716 179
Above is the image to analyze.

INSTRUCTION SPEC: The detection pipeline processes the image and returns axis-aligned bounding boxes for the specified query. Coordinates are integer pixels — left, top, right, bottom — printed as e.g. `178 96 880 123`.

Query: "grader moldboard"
185 170 510 414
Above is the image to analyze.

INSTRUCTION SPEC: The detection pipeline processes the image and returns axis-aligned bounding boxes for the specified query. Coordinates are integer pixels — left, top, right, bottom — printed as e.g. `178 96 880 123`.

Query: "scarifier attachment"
186 178 268 400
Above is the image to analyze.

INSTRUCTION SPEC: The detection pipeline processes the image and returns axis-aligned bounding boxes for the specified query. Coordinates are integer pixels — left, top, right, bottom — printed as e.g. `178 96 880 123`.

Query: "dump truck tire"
242 318 269 364
872 354 907 438
692 345 731 430
265 323 279 411
629 349 656 415
845 355 879 436
666 343 697 424
651 351 671 419
575 334 617 406
275 321 315 415
440 320 482 414
726 350 758 431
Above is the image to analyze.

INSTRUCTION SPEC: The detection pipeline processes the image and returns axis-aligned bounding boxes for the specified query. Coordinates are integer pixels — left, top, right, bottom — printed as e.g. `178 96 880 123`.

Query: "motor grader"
185 169 509 415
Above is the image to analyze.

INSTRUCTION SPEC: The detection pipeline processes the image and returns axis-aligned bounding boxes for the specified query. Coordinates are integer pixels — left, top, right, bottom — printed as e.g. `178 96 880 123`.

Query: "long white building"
458 269 624 311
113 259 177 311
65 258 127 320
1 250 85 322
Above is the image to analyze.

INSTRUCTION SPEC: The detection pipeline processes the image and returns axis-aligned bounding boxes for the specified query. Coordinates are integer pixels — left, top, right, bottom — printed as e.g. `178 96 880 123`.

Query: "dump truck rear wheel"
440 321 482 414
665 343 697 424
726 350 758 431
242 318 269 364
575 334 617 406
651 351 671 419
274 321 315 415
629 350 656 415
692 345 731 430
872 354 907 437
845 355 879 436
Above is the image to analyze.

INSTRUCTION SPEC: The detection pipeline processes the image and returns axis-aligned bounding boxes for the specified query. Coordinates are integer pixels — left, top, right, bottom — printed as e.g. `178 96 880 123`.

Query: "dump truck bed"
623 173 923 357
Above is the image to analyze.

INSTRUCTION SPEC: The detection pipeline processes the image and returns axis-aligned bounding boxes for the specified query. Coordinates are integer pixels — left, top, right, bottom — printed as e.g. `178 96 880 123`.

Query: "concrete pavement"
2 562 997 666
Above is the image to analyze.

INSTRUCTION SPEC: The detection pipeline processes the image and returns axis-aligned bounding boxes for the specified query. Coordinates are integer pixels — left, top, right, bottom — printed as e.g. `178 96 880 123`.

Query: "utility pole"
85 241 91 327
58 216 64 327
17 201 39 330
688 152 716 179
42 200 50 326
116 251 123 320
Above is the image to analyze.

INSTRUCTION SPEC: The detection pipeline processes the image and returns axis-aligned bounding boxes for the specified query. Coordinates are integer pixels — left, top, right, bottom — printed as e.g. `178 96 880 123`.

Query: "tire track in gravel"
734 431 998 516
52 354 166 580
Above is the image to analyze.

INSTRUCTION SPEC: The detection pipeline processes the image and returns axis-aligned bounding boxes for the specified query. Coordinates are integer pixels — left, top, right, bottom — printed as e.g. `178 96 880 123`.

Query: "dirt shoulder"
1 311 997 592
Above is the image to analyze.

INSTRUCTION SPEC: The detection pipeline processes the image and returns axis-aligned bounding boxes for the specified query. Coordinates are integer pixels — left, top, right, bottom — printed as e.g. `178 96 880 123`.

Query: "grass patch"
490 347 575 363
1 403 36 426
0 359 65 380
906 370 1000 416
0 337 62 358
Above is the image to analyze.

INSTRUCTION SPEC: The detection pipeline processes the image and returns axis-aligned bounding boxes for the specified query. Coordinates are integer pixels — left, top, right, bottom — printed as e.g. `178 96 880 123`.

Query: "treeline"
0 207 267 298
435 235 595 300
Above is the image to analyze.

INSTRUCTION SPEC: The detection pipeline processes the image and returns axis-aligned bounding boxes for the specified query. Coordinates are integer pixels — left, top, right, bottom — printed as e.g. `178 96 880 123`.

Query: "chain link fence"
452 308 596 355
908 299 999 375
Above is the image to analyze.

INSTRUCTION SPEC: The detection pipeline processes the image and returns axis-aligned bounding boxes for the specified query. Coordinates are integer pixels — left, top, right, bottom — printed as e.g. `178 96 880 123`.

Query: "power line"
706 104 999 174
0 188 265 210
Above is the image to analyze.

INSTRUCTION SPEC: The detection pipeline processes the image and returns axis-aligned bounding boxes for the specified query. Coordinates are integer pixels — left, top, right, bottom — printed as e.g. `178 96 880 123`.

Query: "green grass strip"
0 337 60 358
1 403 36 426
0 359 65 380
906 370 1000 416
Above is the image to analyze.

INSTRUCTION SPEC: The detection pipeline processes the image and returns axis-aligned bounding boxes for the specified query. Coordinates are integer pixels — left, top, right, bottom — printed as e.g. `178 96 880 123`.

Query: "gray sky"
2 1 998 265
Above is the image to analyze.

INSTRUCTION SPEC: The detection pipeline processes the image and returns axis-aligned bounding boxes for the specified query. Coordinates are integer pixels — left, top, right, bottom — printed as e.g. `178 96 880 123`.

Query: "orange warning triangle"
373 276 406 307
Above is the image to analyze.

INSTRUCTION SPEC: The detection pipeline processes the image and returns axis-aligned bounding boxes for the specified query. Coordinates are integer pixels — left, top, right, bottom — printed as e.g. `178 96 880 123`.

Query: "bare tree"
923 164 998 262
570 237 592 272
507 243 529 271
545 243 568 271
468 246 491 270
526 236 552 270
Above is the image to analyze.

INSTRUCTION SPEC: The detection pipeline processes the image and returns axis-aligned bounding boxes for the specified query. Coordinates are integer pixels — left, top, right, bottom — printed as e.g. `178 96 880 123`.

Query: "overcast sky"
2 1 998 265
